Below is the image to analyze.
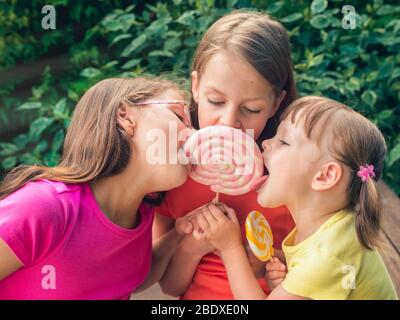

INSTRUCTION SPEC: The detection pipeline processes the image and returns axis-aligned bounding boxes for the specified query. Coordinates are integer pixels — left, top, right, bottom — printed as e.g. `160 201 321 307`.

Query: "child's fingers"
266 261 286 272
224 207 239 225
185 203 208 219
175 217 193 234
193 229 207 241
266 270 287 281
201 205 218 226
197 213 211 235
207 204 226 221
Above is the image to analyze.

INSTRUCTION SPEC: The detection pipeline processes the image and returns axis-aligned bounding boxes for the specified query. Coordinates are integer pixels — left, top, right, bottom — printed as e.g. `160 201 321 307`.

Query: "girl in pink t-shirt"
0 77 192 299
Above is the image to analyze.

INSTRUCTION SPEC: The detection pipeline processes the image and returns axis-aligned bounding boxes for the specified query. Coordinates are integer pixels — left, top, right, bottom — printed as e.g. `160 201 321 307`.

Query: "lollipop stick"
215 192 219 204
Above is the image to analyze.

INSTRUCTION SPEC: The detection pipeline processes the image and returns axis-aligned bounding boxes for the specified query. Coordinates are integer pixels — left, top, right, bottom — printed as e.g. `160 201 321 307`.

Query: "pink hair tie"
357 164 375 182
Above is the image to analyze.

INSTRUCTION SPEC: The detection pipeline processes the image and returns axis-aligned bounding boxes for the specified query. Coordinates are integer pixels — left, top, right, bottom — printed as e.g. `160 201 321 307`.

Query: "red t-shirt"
157 176 294 300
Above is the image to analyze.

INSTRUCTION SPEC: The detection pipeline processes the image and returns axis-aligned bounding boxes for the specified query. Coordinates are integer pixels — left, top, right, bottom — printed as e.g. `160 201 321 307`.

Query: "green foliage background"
0 0 399 194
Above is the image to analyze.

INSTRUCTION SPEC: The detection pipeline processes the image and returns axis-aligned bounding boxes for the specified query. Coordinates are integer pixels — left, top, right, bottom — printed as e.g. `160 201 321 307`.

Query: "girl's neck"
90 164 151 229
288 198 345 245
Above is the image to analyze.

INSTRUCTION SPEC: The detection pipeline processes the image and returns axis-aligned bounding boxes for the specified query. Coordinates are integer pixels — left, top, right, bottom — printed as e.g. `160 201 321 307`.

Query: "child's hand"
265 257 287 290
195 203 242 253
175 204 217 259
175 204 208 235
181 233 215 259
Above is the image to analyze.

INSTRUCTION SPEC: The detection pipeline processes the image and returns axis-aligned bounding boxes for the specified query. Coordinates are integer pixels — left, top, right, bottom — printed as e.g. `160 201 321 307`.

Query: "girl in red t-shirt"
154 10 297 299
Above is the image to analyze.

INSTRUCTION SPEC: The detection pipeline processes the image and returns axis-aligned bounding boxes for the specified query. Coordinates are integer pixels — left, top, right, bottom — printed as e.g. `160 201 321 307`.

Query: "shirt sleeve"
282 248 352 300
0 181 66 266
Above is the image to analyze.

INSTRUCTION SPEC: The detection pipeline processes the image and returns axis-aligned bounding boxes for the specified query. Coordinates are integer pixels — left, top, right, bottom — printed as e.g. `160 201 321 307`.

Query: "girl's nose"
218 106 241 129
262 139 272 152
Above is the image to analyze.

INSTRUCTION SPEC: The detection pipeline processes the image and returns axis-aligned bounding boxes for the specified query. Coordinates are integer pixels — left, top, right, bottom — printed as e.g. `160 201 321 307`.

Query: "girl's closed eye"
243 106 261 114
207 97 224 105
279 139 290 146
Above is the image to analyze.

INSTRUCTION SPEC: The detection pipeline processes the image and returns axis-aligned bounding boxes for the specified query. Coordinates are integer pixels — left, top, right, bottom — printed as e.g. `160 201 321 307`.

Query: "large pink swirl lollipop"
183 126 264 196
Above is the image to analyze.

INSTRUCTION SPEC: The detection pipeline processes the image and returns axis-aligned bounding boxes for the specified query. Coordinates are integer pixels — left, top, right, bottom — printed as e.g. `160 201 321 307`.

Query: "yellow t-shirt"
282 209 398 300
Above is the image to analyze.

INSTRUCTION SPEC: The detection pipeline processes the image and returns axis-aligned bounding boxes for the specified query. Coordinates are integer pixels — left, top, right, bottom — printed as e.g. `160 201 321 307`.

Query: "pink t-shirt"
0 179 154 299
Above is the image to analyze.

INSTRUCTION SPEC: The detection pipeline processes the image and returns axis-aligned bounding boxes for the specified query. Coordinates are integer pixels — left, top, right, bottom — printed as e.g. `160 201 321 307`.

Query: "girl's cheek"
198 107 217 128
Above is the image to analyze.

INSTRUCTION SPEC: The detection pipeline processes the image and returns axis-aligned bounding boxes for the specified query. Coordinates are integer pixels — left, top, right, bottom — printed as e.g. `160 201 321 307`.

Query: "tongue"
250 175 269 192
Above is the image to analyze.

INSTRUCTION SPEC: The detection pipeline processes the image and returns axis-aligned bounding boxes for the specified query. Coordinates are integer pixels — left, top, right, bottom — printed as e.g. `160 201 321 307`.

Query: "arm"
196 203 267 299
0 239 23 281
198 204 308 300
136 227 184 292
221 245 267 299
151 210 213 297
267 284 309 300
152 212 175 240
223 247 308 300
159 234 213 296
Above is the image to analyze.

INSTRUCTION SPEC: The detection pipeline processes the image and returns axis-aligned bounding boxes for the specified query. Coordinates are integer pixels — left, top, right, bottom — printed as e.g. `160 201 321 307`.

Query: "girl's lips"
250 175 269 192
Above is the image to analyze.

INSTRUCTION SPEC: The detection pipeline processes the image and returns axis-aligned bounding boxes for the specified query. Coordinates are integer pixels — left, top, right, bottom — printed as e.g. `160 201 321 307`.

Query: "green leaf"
0 143 19 156
118 13 137 33
311 0 328 15
164 37 181 51
52 129 65 153
309 54 324 68
176 11 196 28
14 134 30 149
317 77 335 90
110 34 132 45
121 58 141 70
34 141 48 154
148 50 173 57
121 34 147 57
377 110 393 122
53 98 68 120
267 2 283 14
377 5 400 16
347 78 361 92
18 102 42 110
310 14 332 29
80 67 102 78
281 13 303 23
361 90 377 107
29 117 55 140
146 17 172 36
2 156 17 169
387 142 400 167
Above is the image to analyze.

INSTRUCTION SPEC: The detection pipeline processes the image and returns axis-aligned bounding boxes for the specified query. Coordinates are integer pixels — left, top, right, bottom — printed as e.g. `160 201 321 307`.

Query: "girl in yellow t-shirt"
191 96 398 300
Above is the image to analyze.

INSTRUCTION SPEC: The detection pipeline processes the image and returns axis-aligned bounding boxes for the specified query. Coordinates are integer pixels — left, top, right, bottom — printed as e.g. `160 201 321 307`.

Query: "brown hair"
0 77 184 206
282 96 387 250
190 10 297 143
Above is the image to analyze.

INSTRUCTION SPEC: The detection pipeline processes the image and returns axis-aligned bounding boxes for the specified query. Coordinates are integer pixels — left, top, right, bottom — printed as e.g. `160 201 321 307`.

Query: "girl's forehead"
155 88 184 100
279 118 306 141
200 51 276 97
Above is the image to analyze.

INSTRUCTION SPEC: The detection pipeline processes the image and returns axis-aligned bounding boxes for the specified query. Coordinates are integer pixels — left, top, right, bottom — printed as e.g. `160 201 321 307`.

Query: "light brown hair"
190 10 297 143
0 77 185 205
282 96 387 250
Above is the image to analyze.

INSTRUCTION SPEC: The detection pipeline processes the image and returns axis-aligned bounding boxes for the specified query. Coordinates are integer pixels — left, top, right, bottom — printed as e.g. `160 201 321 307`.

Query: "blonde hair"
190 10 297 142
0 77 184 205
282 96 387 250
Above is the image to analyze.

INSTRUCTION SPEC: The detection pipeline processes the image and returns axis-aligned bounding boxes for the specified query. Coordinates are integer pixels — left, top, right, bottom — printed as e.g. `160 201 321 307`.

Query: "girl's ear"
311 162 343 191
277 90 286 109
116 104 136 137
191 71 200 103
269 90 286 119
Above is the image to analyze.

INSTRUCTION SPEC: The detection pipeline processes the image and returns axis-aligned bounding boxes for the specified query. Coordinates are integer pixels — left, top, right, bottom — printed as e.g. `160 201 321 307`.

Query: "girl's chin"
256 192 271 208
